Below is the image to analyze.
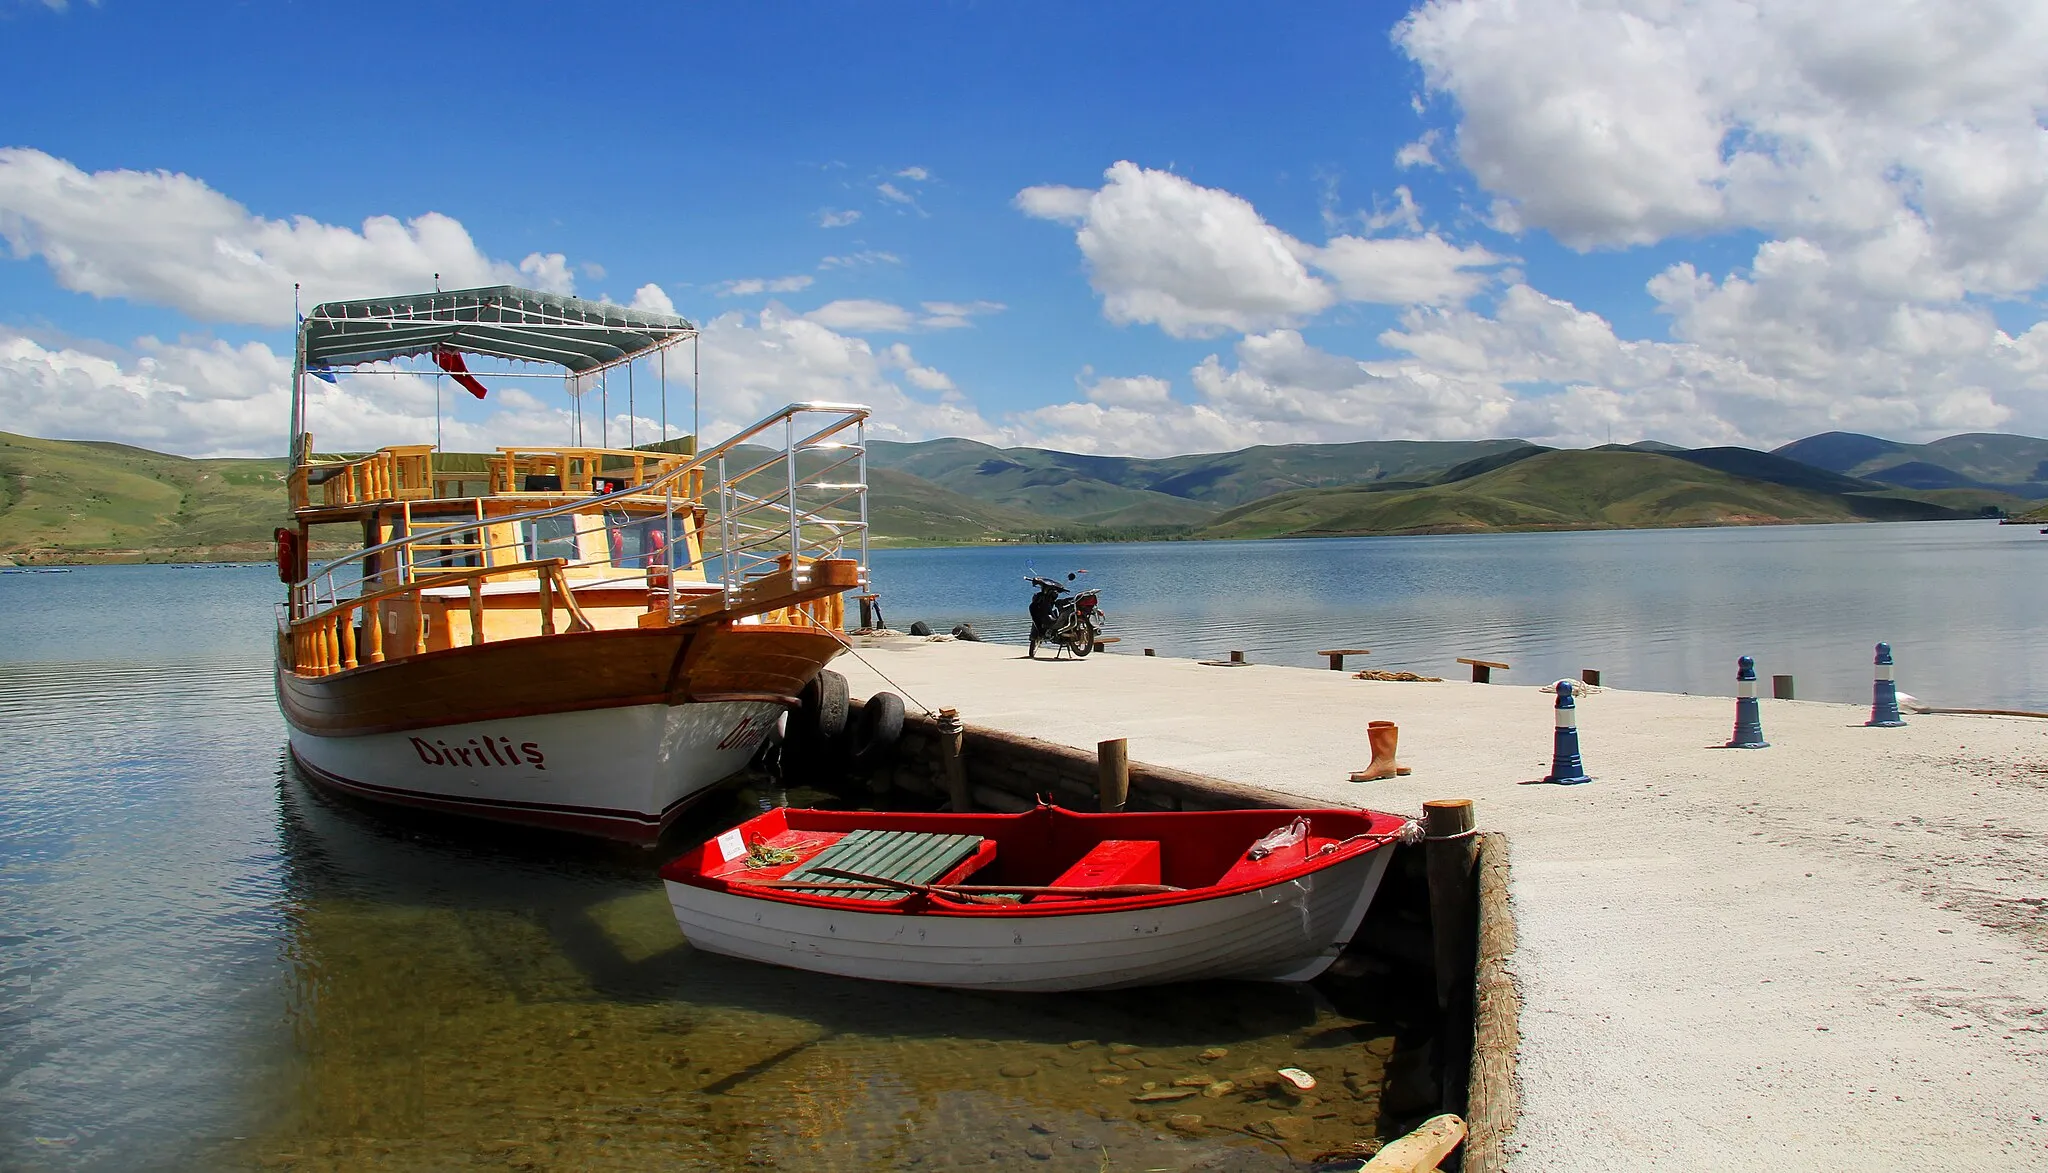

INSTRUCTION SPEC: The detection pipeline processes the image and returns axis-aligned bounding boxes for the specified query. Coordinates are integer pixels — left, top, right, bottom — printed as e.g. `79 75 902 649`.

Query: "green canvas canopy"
300 285 695 373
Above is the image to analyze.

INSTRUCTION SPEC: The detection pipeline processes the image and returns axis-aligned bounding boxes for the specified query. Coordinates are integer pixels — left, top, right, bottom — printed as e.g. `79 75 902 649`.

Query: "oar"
811 866 1182 899
803 866 1004 904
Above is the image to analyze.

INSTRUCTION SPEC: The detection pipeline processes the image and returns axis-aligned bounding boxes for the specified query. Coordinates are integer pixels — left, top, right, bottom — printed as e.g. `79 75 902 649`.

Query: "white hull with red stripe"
664 846 1391 991
288 699 781 843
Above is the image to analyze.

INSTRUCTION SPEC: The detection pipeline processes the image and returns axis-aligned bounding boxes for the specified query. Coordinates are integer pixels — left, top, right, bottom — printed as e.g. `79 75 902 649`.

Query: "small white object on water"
1277 1067 1317 1090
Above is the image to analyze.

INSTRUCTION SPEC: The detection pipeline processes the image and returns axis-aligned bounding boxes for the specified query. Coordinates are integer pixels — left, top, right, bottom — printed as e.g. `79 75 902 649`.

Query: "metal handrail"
291 402 870 624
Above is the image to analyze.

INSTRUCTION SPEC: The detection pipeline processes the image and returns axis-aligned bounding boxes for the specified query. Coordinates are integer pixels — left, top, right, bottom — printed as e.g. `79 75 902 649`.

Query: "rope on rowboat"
1310 819 1425 858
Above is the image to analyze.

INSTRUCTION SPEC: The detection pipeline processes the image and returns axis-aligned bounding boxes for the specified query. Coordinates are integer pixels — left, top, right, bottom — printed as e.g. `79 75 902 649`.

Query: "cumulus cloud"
1017 161 1503 338
818 250 900 270
714 275 815 297
804 299 1003 333
630 283 677 315
1396 0 2048 283
0 148 573 327
818 208 861 228
895 167 931 182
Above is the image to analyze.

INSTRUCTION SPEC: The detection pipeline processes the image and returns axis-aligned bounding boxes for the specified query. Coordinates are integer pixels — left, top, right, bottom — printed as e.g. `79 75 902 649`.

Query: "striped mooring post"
1725 655 1769 749
1544 680 1593 785
1866 642 1907 727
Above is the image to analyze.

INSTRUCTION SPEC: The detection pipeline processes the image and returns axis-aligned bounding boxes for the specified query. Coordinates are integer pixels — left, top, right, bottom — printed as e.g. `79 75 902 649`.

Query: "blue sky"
2 0 2045 457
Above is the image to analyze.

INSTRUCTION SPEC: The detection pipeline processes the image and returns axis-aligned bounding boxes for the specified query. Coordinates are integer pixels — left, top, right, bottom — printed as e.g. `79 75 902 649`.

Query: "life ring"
274 527 299 584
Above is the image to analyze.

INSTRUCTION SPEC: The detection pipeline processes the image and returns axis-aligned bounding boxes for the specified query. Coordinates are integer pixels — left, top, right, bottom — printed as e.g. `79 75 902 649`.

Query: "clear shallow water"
3 522 2042 1169
870 521 2048 711
0 564 1387 1172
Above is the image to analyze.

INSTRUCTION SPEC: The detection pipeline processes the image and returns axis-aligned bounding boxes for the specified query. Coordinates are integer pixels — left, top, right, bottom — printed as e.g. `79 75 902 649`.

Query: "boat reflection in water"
257 757 1404 1170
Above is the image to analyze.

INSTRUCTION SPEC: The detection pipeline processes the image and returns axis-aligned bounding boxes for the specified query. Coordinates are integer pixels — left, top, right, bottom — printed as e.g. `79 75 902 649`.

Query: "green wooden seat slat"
784 829 983 900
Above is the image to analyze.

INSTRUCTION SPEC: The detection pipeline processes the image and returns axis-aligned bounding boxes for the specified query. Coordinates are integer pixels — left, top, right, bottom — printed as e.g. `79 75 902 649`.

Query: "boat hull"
290 699 780 844
663 846 1392 991
276 621 844 844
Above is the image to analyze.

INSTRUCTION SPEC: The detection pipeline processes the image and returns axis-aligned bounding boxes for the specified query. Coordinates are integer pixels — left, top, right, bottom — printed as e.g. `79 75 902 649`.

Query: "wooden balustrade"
287 558 587 677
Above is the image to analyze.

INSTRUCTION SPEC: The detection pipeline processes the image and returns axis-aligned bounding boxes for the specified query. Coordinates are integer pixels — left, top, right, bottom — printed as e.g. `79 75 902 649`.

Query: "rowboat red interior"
661 804 1413 916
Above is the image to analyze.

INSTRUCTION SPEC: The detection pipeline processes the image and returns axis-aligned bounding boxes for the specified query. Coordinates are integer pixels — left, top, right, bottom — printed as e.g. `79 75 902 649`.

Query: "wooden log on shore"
1361 1113 1466 1171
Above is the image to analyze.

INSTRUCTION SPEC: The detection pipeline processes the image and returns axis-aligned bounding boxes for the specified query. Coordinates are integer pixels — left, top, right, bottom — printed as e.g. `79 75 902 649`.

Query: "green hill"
1196 449 1972 540
0 432 288 562
864 436 1533 523
1773 431 2048 499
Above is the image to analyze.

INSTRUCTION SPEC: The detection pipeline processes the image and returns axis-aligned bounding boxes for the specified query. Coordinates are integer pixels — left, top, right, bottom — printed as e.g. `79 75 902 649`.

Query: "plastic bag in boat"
1246 816 1310 861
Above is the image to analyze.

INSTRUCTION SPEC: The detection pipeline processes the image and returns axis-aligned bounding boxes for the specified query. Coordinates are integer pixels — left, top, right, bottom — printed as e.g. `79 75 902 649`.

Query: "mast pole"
692 332 700 453
289 283 305 465
628 359 635 448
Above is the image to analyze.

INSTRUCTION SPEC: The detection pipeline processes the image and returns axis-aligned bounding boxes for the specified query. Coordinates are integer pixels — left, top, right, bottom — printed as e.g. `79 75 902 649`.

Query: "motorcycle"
1026 572 1104 659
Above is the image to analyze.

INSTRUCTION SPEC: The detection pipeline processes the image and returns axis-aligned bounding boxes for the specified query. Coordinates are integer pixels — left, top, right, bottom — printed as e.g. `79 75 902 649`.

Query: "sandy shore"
830 636 2048 1171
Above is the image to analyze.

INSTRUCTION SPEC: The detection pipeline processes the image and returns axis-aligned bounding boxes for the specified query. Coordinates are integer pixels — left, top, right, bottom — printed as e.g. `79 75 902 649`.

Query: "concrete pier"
832 636 2048 1171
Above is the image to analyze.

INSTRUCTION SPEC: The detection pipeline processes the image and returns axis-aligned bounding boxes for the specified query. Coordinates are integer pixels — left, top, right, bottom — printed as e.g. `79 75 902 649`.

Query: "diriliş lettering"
409 735 546 770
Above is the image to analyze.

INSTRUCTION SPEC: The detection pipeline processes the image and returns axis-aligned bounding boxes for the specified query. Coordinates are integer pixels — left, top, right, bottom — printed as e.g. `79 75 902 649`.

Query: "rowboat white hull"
664 845 1392 991
288 699 781 843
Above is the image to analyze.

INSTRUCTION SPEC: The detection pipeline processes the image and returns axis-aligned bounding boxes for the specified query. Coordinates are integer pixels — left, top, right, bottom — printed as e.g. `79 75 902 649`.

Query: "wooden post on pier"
1229 649 1246 664
1097 738 1129 812
937 708 969 813
1580 668 1601 687
1425 798 1480 1115
1772 674 1795 700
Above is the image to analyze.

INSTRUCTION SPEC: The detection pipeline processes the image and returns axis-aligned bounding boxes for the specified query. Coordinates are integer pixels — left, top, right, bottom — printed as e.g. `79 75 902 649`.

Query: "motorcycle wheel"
1070 635 1093 658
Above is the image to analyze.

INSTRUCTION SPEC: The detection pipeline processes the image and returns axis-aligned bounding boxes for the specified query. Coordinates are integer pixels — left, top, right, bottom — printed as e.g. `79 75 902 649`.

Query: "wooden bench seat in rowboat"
778 829 990 900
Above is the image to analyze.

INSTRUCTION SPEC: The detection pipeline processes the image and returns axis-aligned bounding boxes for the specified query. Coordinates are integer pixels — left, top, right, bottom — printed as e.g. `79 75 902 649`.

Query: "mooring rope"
827 630 944 718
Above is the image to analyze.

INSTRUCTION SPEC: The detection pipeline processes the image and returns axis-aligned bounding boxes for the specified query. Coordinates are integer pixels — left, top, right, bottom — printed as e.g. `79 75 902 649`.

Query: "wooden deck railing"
287 558 592 677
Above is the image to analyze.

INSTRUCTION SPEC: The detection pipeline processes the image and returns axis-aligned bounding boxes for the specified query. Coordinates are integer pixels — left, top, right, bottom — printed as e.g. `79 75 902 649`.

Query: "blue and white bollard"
1545 680 1593 784
1726 655 1769 748
1866 642 1907 727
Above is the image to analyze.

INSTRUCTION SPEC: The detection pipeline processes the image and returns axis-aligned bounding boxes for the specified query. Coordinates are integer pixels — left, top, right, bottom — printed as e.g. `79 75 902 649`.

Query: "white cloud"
1395 131 1441 171
818 208 861 228
1083 374 1173 409
0 148 573 327
1315 233 1502 306
1017 162 1504 336
1396 0 2048 282
630 283 677 315
895 167 931 182
804 299 1002 333
714 275 815 297
1017 162 1335 338
917 300 1004 329
804 299 917 333
877 183 914 205
693 308 998 443
818 251 900 269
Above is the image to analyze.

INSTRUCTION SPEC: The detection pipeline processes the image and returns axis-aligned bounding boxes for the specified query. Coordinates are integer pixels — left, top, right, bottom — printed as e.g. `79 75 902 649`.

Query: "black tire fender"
799 668 850 740
847 691 905 767
908 620 933 637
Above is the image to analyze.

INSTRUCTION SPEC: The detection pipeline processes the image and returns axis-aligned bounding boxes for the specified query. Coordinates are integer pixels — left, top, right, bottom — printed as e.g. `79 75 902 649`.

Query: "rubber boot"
1350 720 1412 781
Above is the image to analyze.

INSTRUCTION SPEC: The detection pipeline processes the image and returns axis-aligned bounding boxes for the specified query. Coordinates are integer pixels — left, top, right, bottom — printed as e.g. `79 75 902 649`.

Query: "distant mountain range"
3 428 2041 563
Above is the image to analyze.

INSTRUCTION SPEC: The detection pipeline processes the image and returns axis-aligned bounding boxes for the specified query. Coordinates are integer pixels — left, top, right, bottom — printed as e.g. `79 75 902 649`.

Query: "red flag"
432 347 490 399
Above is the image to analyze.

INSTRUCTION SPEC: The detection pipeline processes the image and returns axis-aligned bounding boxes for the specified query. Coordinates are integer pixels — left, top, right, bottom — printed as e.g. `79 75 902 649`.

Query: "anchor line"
827 631 942 718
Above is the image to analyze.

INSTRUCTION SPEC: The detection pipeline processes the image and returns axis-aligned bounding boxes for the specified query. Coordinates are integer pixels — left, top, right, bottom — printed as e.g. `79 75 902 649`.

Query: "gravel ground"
832 636 2048 1172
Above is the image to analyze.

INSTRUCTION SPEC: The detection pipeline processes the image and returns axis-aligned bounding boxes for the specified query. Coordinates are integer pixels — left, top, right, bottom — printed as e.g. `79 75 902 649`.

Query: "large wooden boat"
660 805 1412 991
276 285 869 845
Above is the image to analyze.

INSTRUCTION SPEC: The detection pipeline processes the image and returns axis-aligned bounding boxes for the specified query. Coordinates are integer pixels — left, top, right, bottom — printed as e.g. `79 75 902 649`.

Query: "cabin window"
605 513 683 569
409 521 482 569
523 516 580 562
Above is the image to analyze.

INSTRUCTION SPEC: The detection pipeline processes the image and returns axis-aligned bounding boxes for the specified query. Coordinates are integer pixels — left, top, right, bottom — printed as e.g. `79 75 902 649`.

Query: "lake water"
871 520 2048 712
3 520 2042 1170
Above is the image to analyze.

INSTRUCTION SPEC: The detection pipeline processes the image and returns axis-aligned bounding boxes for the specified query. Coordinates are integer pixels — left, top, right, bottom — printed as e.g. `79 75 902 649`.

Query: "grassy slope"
1196 449 1965 539
0 432 288 559
1774 431 2048 497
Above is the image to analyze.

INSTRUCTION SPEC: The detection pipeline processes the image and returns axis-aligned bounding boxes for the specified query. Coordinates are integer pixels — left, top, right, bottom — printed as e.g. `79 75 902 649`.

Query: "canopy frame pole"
692 333 700 453
660 346 668 443
628 359 635 449
289 284 306 466
601 370 609 449
435 372 444 452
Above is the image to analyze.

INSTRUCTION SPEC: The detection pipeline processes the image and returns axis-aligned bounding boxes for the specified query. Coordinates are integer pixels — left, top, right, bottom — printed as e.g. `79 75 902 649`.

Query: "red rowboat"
659 804 1415 991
